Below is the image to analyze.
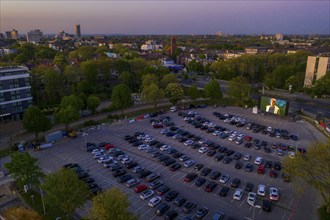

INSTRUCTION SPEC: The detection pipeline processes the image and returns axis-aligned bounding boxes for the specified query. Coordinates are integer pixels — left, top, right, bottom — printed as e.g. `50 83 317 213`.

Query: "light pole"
82 132 88 150
40 187 46 214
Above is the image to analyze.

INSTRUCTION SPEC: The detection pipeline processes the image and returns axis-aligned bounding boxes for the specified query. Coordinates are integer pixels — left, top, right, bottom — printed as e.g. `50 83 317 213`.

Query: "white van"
170 106 177 112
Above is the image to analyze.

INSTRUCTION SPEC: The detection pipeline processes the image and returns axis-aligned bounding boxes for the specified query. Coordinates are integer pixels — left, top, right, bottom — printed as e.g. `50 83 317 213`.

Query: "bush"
318 205 330 220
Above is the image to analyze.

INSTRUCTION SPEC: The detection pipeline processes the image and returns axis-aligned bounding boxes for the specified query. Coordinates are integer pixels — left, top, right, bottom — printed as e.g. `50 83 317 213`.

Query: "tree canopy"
87 95 101 113
165 83 184 105
141 83 165 108
5 152 44 189
41 168 90 215
56 105 80 129
228 76 250 104
204 79 223 104
23 106 52 139
111 84 133 115
90 187 138 220
282 139 330 213
187 83 202 102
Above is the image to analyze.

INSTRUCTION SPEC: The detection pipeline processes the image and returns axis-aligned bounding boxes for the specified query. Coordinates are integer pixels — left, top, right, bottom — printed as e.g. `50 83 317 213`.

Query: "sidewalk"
0 100 174 150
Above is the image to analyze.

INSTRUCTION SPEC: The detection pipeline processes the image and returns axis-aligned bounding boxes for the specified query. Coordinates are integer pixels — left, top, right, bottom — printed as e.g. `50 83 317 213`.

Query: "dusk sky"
1 0 329 35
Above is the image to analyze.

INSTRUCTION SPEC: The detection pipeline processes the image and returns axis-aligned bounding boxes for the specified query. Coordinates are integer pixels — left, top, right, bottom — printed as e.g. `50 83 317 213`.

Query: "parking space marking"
240 199 247 206
128 198 142 208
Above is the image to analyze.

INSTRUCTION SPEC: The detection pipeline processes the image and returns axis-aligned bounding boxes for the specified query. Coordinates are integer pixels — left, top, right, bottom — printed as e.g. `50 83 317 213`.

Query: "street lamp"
82 132 88 150
40 187 46 214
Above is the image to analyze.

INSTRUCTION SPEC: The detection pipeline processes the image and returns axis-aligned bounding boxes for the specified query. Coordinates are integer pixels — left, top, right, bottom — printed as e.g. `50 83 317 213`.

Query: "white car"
184 160 196 168
184 140 194 146
267 126 272 132
148 196 162 207
138 144 150 150
233 189 243 200
92 149 104 155
145 137 155 143
179 155 190 162
160 129 169 135
288 152 295 159
228 135 236 141
121 157 132 164
93 152 105 159
208 122 217 128
235 138 243 145
254 157 263 165
243 154 252 161
257 185 266 197
137 134 147 140
126 178 140 188
98 156 112 163
213 130 222 136
219 174 230 184
247 192 257 206
160 145 171 151
199 147 208 154
140 190 154 200
117 154 128 161
173 134 182 140
269 187 279 201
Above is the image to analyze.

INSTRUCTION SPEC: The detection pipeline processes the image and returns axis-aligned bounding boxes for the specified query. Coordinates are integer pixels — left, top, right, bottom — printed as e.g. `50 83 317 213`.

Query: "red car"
245 136 252 142
153 124 164 129
269 170 277 178
105 144 115 150
257 165 265 174
134 184 147 193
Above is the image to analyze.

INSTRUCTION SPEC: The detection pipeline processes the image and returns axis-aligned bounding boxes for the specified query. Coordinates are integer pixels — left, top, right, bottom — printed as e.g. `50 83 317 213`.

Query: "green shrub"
83 120 98 127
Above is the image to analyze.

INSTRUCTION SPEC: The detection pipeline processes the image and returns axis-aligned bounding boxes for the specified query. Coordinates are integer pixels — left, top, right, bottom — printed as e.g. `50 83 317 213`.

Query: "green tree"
43 69 65 105
204 79 223 104
160 73 178 89
141 83 165 108
22 106 52 139
228 76 250 104
87 95 101 113
141 74 158 90
187 83 201 102
90 187 138 220
187 60 204 73
5 152 44 189
111 84 133 115
41 169 90 216
56 105 80 130
313 72 330 98
76 46 96 60
165 83 184 105
13 54 28 64
60 95 84 112
53 54 68 72
282 140 330 214
81 61 98 90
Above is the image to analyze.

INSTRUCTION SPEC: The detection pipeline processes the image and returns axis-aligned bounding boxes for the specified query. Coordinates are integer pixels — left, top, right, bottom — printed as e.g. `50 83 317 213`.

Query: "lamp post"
40 187 46 214
82 132 88 150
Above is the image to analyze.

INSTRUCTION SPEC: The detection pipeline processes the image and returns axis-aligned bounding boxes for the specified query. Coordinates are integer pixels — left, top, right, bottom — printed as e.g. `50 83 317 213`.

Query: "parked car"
134 184 147 193
257 184 266 196
183 201 197 214
247 192 257 206
219 186 230 197
126 178 140 188
233 189 243 200
155 203 170 216
269 187 279 201
245 182 254 192
165 190 179 201
140 189 154 200
194 206 209 219
184 173 198 182
219 174 230 184
148 196 162 208
205 181 217 192
262 199 272 212
149 180 164 190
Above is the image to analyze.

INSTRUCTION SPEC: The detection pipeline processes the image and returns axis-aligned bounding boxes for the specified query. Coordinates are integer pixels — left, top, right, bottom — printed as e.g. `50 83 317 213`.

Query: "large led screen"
259 96 288 116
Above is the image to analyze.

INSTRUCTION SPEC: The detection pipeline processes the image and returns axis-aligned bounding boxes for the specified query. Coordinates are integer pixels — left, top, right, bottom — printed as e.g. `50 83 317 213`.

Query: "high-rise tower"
74 24 81 38
170 36 177 56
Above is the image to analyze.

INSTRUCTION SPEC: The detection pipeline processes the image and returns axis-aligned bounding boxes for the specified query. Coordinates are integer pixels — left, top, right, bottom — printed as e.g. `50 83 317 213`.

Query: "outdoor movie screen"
259 96 289 116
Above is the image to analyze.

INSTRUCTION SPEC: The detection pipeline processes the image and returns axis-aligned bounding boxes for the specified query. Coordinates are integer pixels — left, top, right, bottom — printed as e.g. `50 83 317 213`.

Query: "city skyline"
1 1 330 35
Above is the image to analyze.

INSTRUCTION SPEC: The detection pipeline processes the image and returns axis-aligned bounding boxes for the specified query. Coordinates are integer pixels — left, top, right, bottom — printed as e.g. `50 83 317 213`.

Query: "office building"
26 29 43 43
304 56 330 88
74 24 81 38
5 31 11 39
0 66 33 120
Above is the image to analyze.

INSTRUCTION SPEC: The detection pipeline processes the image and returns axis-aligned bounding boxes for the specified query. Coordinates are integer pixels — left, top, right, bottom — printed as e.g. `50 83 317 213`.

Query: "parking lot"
31 106 327 220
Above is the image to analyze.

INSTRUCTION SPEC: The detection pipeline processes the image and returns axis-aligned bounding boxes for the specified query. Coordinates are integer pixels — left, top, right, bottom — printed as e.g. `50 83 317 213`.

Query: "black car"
245 163 253 172
214 154 224 161
224 149 235 156
191 143 201 149
244 142 252 148
218 146 227 153
165 190 179 201
155 203 170 216
265 160 273 168
163 159 176 166
164 210 178 220
233 152 242 160
156 185 171 195
223 157 233 164
77 172 89 179
152 151 162 158
230 178 241 188
183 201 197 214
200 167 211 176
138 170 152 178
170 163 182 171
219 186 230 197
117 174 133 183
195 177 207 187
195 206 209 219
262 199 272 212
205 181 217 192
125 161 138 169
235 161 243 169
245 182 254 192
207 150 216 157
112 169 127 177
158 155 170 162
174 197 187 207
274 161 282 170
210 171 221 180
194 164 204 171
184 173 198 182
63 163 80 168
172 152 184 158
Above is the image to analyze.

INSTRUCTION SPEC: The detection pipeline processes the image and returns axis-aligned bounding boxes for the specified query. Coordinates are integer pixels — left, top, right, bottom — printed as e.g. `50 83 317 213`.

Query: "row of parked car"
123 132 227 219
